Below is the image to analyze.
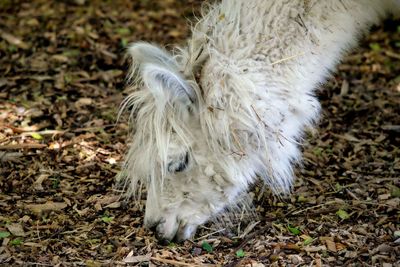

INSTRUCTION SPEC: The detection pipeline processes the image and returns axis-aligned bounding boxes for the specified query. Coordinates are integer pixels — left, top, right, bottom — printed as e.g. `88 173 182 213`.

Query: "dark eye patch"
168 152 189 173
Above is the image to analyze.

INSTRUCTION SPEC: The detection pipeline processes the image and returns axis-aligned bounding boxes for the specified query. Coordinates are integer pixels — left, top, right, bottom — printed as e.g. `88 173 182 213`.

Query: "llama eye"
168 153 189 173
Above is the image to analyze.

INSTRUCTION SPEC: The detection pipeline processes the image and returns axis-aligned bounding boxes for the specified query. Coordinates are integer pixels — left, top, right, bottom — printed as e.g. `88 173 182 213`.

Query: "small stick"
0 144 47 150
195 228 226 241
22 130 66 136
150 257 204 267
271 52 305 66
384 50 400 60
288 200 342 215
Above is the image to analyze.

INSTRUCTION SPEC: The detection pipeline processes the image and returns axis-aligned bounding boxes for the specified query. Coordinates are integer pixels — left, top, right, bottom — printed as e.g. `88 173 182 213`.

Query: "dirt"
0 1 399 266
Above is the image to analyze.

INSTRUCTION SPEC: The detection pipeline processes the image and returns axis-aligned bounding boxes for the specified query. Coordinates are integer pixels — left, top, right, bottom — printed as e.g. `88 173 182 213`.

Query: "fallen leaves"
0 30 30 50
287 225 301 235
75 97 94 109
123 252 151 263
25 201 68 213
303 245 327 253
235 248 245 258
336 209 351 220
0 232 10 239
201 241 213 253
5 224 24 238
300 235 314 246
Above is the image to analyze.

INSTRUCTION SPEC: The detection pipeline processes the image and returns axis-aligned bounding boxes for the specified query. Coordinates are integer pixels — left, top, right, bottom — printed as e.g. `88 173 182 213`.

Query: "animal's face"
119 43 241 242
144 134 234 242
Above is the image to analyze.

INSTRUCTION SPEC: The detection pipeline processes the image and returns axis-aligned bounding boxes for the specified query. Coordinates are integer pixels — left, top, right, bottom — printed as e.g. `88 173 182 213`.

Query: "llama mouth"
152 217 198 244
175 222 197 243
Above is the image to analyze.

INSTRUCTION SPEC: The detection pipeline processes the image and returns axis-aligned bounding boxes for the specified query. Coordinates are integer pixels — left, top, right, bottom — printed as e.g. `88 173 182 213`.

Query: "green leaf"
303 237 314 245
121 38 128 48
51 177 60 189
0 0 12 10
30 132 43 140
64 74 73 84
88 239 101 245
101 216 113 223
201 241 213 253
297 195 307 203
104 244 114 254
313 147 323 156
62 49 80 57
7 45 17 52
0 231 10 239
336 209 350 220
287 225 301 235
116 28 131 35
389 185 400 198
10 238 23 246
236 249 245 258
335 183 343 192
369 43 381 52
168 242 176 248
86 260 102 267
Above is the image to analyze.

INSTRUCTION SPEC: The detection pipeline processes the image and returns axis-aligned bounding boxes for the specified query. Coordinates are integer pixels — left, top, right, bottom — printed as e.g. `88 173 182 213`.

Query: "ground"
0 1 399 266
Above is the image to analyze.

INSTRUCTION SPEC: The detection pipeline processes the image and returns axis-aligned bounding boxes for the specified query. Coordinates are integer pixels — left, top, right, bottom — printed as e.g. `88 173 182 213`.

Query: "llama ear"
141 63 195 106
127 42 196 107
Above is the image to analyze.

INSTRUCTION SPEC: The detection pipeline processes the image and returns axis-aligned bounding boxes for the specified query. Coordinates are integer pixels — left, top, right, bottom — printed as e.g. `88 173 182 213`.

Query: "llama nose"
152 217 180 243
147 220 173 244
155 229 171 245
148 221 158 232
145 218 159 230
154 220 197 244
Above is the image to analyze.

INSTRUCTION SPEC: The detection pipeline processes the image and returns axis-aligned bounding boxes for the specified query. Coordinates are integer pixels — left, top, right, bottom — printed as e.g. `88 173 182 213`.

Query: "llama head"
118 43 246 242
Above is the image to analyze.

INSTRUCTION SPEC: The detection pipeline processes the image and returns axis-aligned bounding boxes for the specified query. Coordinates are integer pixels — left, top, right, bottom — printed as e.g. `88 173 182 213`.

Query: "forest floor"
0 1 399 266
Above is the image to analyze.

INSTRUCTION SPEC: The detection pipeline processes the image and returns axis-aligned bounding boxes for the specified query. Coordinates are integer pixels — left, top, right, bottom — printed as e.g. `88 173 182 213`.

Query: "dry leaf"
26 202 68 213
123 253 151 263
0 30 30 49
6 223 25 237
325 239 337 252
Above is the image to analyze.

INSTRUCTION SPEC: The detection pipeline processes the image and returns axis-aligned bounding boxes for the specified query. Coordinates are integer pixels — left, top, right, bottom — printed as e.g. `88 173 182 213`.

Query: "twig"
235 228 265 251
287 199 396 216
15 260 129 266
0 143 47 150
150 256 204 267
1 122 51 133
384 50 400 60
287 200 342 215
381 124 400 132
0 151 23 162
195 228 226 241
22 130 66 136
271 52 305 66
231 129 246 157
73 125 116 132
14 262 54 266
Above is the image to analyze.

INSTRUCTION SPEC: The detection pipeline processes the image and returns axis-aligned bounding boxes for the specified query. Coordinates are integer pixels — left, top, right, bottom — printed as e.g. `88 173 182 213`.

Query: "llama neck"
186 0 396 94
177 0 397 193
294 0 394 89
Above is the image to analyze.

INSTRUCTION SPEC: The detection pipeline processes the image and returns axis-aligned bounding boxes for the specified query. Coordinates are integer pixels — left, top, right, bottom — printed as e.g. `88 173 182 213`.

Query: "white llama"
118 0 400 242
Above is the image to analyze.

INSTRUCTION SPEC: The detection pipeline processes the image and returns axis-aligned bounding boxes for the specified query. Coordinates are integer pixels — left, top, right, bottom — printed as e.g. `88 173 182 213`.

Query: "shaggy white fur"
118 0 400 242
